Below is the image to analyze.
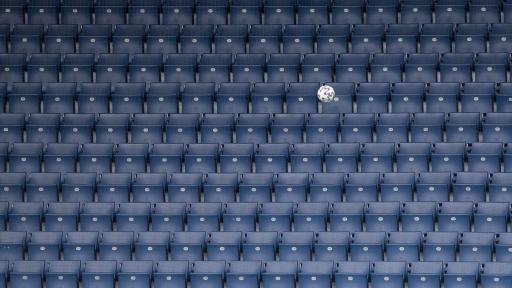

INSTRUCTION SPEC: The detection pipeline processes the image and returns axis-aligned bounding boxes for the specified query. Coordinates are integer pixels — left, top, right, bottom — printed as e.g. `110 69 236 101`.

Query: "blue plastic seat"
316 25 350 54
386 232 421 262
380 172 415 201
170 232 206 260
469 0 500 23
163 0 193 24
356 83 390 113
153 261 189 288
489 173 512 202
117 203 151 232
43 83 75 114
330 202 365 232
189 261 226 288
112 25 145 55
182 83 215 114
495 233 512 262
148 144 182 174
131 173 166 202
482 113 512 143
131 114 165 144
489 24 512 53
437 201 473 232
461 82 495 113
455 24 487 54
25 172 60 202
425 83 459 112
444 262 480 288
504 144 512 172
223 202 258 232
216 83 249 113
93 54 127 88
310 172 344 202
242 231 277 261
60 0 92 24
10 261 44 288
251 83 285 114
151 203 186 232
305 114 338 143
371 53 404 82
452 172 488 202
0 231 26 261
26 0 59 24
166 114 200 144
420 24 453 54
118 260 153 288
254 143 288 173
376 113 409 143
207 232 241 260
396 143 431 172
60 113 94 144
235 114 268 144
367 0 399 24
226 261 261 288
184 144 218 173
98 231 134 260
320 83 354 113
78 25 111 55
45 260 81 288
249 25 282 54
232 54 265 83
336 53 370 83
352 25 385 54
146 83 179 113
0 0 25 24
61 53 94 83
408 261 443 288
134 232 170 261
198 54 231 84
360 143 395 173
386 24 419 54
475 53 509 83
94 0 126 24
283 24 315 54
402 201 436 232
302 54 335 83
340 113 374 143
298 0 329 24
435 0 467 23
293 202 329 232
203 173 238 202
231 0 262 24
11 25 43 54
214 25 247 55
77 83 110 113
129 54 162 84
0 54 25 84
219 144 253 173
480 262 512 288
405 53 439 83
313 232 349 262
351 232 386 261
334 261 370 288
81 261 117 288
431 143 466 172
97 173 131 203
290 143 324 173
345 173 380 202
239 173 273 202
446 112 480 142
9 202 43 232
264 0 295 24
410 112 444 142
26 113 59 143
365 202 400 232
114 143 148 173
79 143 114 173
416 172 451 201
9 143 43 173
271 114 304 144
45 202 80 232
61 173 96 203
473 202 509 233
0 173 25 202
8 83 42 114
259 202 293 232
467 143 502 172
147 25 179 54
80 202 115 232
423 232 458 262
262 261 297 288
196 0 228 24
96 113 130 144
267 53 301 84
201 114 235 144
62 231 98 261
274 173 309 202
371 261 406 288
279 232 314 261
287 83 319 113
0 113 25 143
128 0 160 25
26 54 59 83
181 25 214 54
164 54 196 83
188 203 222 232
332 0 364 24
27 232 62 260
440 53 474 83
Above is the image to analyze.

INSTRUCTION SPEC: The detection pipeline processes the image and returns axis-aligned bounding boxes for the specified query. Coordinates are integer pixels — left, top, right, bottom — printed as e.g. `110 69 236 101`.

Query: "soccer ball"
317 85 335 103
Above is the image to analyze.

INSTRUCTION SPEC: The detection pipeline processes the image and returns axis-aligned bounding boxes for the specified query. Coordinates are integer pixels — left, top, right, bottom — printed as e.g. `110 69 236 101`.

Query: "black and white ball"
317 85 335 103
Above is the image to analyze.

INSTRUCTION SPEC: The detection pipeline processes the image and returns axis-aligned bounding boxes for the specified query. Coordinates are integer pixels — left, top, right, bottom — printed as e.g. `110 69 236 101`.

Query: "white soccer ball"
317 85 335 103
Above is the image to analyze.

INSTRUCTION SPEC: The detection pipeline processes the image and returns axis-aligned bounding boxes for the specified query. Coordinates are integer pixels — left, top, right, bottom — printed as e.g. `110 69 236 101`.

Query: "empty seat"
262 261 298 288
45 202 80 232
134 232 170 261
223 202 258 232
330 202 365 232
26 113 59 143
9 202 43 232
302 54 335 83
420 24 453 54
232 54 265 83
96 114 130 144
440 53 474 83
61 0 93 25
26 54 60 83
316 24 350 54
128 0 160 25
482 113 512 143
411 112 445 142
474 202 510 233
290 143 324 173
396 143 431 172
62 232 98 261
79 144 114 173
310 172 344 202
371 53 404 83
147 25 179 54
152 203 187 232
189 261 226 288
131 173 166 203
386 24 419 54
408 261 444 288
166 114 200 144
8 83 42 114
345 173 381 202
305 114 339 143
365 202 401 232
426 83 460 113
219 144 253 173
203 173 238 202
231 0 262 24
490 173 512 202
283 24 316 54
149 144 182 173
438 201 474 232
60 113 95 144
476 53 509 83
360 143 395 173
336 53 370 83
480 262 512 288
431 143 466 172
423 232 458 261
170 174 204 204
287 83 320 113
242 232 277 261
61 173 97 203
79 25 111 55
226 260 262 288
367 0 399 24
118 261 153 288
98 232 134 260
198 53 231 84
81 261 117 288
164 54 197 83
452 172 488 202
376 113 410 143
435 0 467 23
188 203 222 232
455 24 488 53
405 53 438 83
259 202 294 232
0 173 25 202
0 0 25 24
196 0 228 24
114 144 148 173
77 83 110 114
62 53 95 83
43 83 76 114
27 232 62 260
116 203 151 232
371 261 406 288
131 114 165 144
298 0 330 24
444 262 480 288
97 173 131 203
356 83 390 113
0 113 25 143
489 24 512 53
279 232 314 261
182 83 215 114
446 112 480 142
270 114 304 144
251 83 285 114
495 233 512 262
25 172 60 202
80 202 115 232
9 143 43 173
180 25 214 54
335 261 370 288
10 261 44 288
332 0 364 24
352 25 385 53
416 172 452 201
469 0 500 23
264 0 295 24
11 25 43 54
207 232 241 261
45 260 81 288
381 172 416 202
467 143 502 172
184 144 218 173
254 144 288 173
0 54 25 84
274 173 309 202
340 113 374 143
146 83 179 113
293 202 329 232
249 25 282 54
112 25 145 55
170 232 206 260
129 54 162 84
239 173 274 202
267 53 301 84
163 0 194 24
153 260 189 288
94 0 127 24
201 114 234 144
401 201 437 232
217 83 250 113
351 232 386 261
96 53 129 84
0 232 26 261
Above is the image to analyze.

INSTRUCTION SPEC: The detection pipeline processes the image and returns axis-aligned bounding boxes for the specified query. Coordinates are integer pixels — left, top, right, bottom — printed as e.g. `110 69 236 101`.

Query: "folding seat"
408 262 444 288
468 0 500 23
134 232 170 261
316 24 350 54
127 0 160 25
27 0 59 24
111 83 145 114
180 25 214 54
112 25 145 55
506 0 512 23
42 26 76 54
45 260 81 288
206 232 241 261
262 261 297 288
386 232 422 261
270 114 304 144
438 201 473 232
248 25 282 54
61 173 97 203
148 144 182 174
166 114 200 144
259 202 293 232
305 114 338 143
489 173 512 202
329 202 364 232
231 54 265 83
435 0 468 23
290 143 324 173
239 173 274 202
0 113 25 143
481 262 512 288
376 113 410 143
401 0 432 23
79 144 113 173
219 144 253 173
482 113 512 143
396 143 430 173
360 143 395 173
445 113 480 142
332 0 364 24
181 83 215 113
475 53 509 83
474 202 509 233
81 261 117 288
96 114 130 144
80 202 115 232
131 173 165 203
0 0 25 24
61 0 93 24
251 83 285 114
371 54 404 83
308 173 343 202
213 25 246 55
151 203 186 232
293 202 328 232
0 54 25 84
321 83 355 114
60 114 94 144
489 24 512 53
146 83 179 114
198 54 231 84
241 232 276 261
416 172 452 201
9 143 43 173
169 232 205 260
235 114 269 144
420 24 453 54
346 173 381 202
223 202 258 232
98 231 134 261
45 202 80 232
43 83 75 114
467 143 502 173
410 112 444 142
440 53 474 83
203 173 238 203
25 172 60 202
334 261 371 288
225 261 261 288
431 143 466 172
274 173 309 202
11 25 43 54
78 25 111 55
95 53 128 84
146 25 178 54
380 172 415 201
367 0 399 24
390 83 423 114
444 262 480 288
61 53 94 83
422 232 458 262
352 25 386 54
27 231 62 260
184 144 218 173
455 24 488 53
425 83 459 112
25 113 59 143
9 202 43 232
356 83 390 113
282 25 315 54
278 232 313 261
0 231 26 261
129 54 162 84
301 54 335 83
116 203 150 232
371 262 406 288
404 54 438 83
164 54 196 83
153 261 189 288
266 53 301 84
264 0 295 24
187 203 222 233
297 0 329 24
10 261 44 288
286 83 319 114
97 173 131 203
77 83 110 114
131 114 164 145
495 233 512 262
460 82 495 113
254 144 288 173
94 0 127 24
385 24 418 54
117 261 153 288
452 172 488 202
8 83 42 114
365 202 400 232
215 84 249 114
162 0 193 24
336 54 370 83
0 173 25 202
351 232 386 261
190 261 226 288
62 231 98 260
196 0 228 24
26 54 60 83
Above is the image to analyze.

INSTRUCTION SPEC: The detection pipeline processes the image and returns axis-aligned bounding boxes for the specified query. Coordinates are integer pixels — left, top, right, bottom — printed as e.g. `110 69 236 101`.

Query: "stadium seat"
420 24 453 54
77 83 110 113
283 24 316 54
386 24 419 54
480 262 512 288
134 231 170 261
351 25 385 54
239 173 274 202
26 113 59 143
254 144 288 173
128 0 160 25
153 260 189 287
298 0 330 24
469 0 501 23
243 231 278 261
408 261 444 288
81 261 117 288
149 144 183 174
131 173 166 202
11 25 43 54
45 260 81 288
416 172 452 201
95 53 128 84
188 203 222 232
446 112 480 142
97 172 131 203
170 231 206 260
147 25 179 54
423 231 458 262
376 113 409 143
9 202 43 232
231 0 262 24
259 202 294 232
80 202 115 232
332 0 365 24
131 114 165 144
61 0 93 25
460 83 495 113
0 231 26 261
180 25 214 54
360 143 395 172
356 83 390 113
290 143 324 173
118 260 153 288
116 203 151 232
0 113 25 143
367 0 399 24
401 201 436 232
198 53 231 84
223 202 258 232
215 25 247 54
476 53 509 83
438 201 474 232
454 24 488 53
79 25 111 55
474 202 510 233
45 202 80 232
27 231 62 260
482 113 512 143
405 53 439 83
274 173 309 202
201 114 235 144
294 202 329 232
203 173 238 202
79 144 114 173
495 233 512 262
166 114 200 144
345 173 380 202
217 83 250 113
396 143 431 172
129 54 162 84
26 54 60 83
371 53 404 83
207 232 241 260
182 83 215 114
0 54 25 84
351 232 386 261
232 54 266 83
489 24 512 53
440 53 474 83
365 202 400 232
431 143 466 172
330 202 365 232
435 0 467 23
302 54 335 83
112 25 145 55
98 231 134 261
62 53 95 83
467 143 502 173
236 113 269 144
452 172 488 202
267 53 301 84
262 261 298 288
146 83 179 113
61 173 97 203
316 25 350 54
489 173 512 202
163 0 194 24
25 172 60 202
0 0 25 24
371 261 406 288
390 83 425 113
10 261 44 288
9 143 43 173
426 83 460 113
444 262 480 288
152 203 187 232
340 113 374 143
264 0 295 24
190 261 226 287
335 261 370 288
336 53 370 83
226 260 262 288
380 172 415 202
8 83 42 114
219 143 253 173
43 83 76 114
0 173 25 202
